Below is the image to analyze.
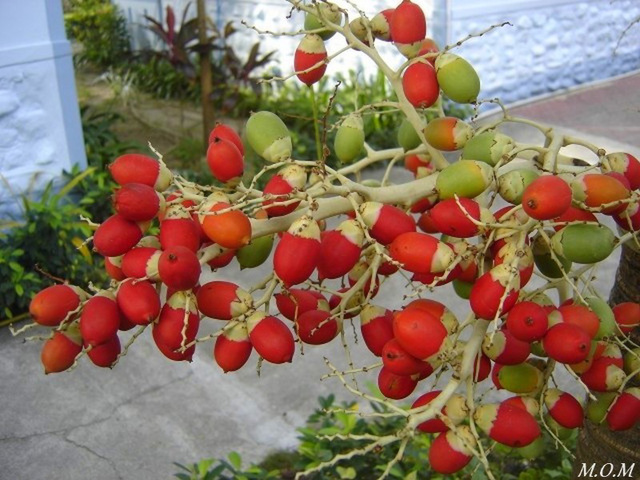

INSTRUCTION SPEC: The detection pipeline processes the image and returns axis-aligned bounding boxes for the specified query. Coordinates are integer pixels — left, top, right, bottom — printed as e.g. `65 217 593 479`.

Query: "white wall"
0 1 86 218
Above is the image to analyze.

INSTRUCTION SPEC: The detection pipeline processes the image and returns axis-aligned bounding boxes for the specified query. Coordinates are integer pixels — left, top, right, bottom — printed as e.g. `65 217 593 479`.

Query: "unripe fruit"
423 117 473 151
551 223 616 264
359 304 395 357
544 389 584 429
377 366 417 399
113 183 164 222
109 153 172 191
571 173 629 214
80 293 122 347
208 122 244 155
159 205 201 253
214 323 252 373
402 61 439 108
245 111 292 163
532 231 572 278
349 16 372 45
429 427 476 474
206 136 244 184
87 334 121 368
389 231 455 274
236 234 274 269
482 329 531 365
474 402 541 447
273 216 321 286
390 0 426 44
505 301 549 342
522 175 572 220
296 309 340 345
116 278 161 325
543 323 591 364
498 168 540 204
436 160 494 199
371 9 394 41
29 284 84 327
334 113 365 163
246 312 295 364
435 53 480 104
93 214 144 257
201 201 252 250
430 198 481 238
393 307 448 361
158 245 201 291
469 264 520 320
586 392 617 424
294 34 327 86
317 219 363 280
397 118 422 151
462 131 514 166
153 291 199 362
262 164 306 217
304 2 342 40
359 202 416 245
498 363 543 394
41 328 83 374
196 281 253 320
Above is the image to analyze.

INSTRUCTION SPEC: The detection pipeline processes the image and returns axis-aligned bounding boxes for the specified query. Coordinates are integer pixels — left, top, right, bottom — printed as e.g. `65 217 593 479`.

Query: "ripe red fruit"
382 338 432 376
412 390 448 433
359 304 395 357
360 202 416 245
93 214 144 257
206 136 244 184
80 294 122 347
482 329 531 365
390 0 426 44
389 232 454 274
201 202 252 250
116 278 161 326
113 183 163 222
158 246 201 291
469 264 520 320
402 61 439 108
522 175 572 220
152 291 200 362
543 323 591 364
393 307 448 360
109 153 172 191
317 220 363 280
294 34 327 86
159 205 201 253
262 164 306 217
473 354 492 382
553 206 598 232
273 216 321 286
41 330 83 374
544 389 584 429
554 304 600 339
121 246 161 280
580 357 625 392
474 402 541 447
104 256 126 281
214 323 252 373
606 389 640 431
246 312 295 364
505 301 549 342
197 281 253 320
296 309 340 345
29 284 83 327
429 428 475 474
612 302 640 335
87 334 121 368
275 289 328 321
208 123 244 155
377 366 417 399
430 198 481 238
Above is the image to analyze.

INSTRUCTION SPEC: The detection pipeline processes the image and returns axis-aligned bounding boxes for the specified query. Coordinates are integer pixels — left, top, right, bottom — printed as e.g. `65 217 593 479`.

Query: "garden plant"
18 1 640 478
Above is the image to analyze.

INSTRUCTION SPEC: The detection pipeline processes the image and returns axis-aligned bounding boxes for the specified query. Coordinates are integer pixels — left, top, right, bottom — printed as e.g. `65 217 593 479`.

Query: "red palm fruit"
359 304 395 356
469 264 520 320
158 245 201 291
491 363 505 389
296 309 340 345
109 153 172 191
552 205 598 232
580 357 626 392
371 9 394 41
404 153 433 176
29 284 84 327
613 199 640 232
606 388 640 431
121 246 161 280
294 34 327 86
213 322 252 373
360 202 416 245
246 312 295 364
87 334 121 368
206 136 244 184
80 293 122 347
152 291 199 362
522 175 572 220
208 123 244 155
552 304 600 339
429 428 476 474
430 198 481 238
504 396 540 416
571 173 629 215
418 38 439 64
159 205 201 253
206 246 236 269
275 288 328 321
118 311 136 332
377 366 418 399
474 402 541 447
389 232 455 274
544 389 584 429
390 0 426 44
393 307 448 360
201 202 252 250
612 302 640 335
603 152 640 189
105 256 126 281
402 61 439 108
196 281 253 320
605 171 631 189
317 219 364 280
543 323 592 364
378 256 400 276
263 164 307 217
116 278 161 326
382 338 431 376
482 329 531 365
93 214 144 257
493 241 534 288
417 210 439 233
273 216 321 286
412 391 468 433
506 301 549 342
41 327 83 374
473 353 492 382
410 196 436 213
404 298 458 334
113 183 164 222
423 117 473 151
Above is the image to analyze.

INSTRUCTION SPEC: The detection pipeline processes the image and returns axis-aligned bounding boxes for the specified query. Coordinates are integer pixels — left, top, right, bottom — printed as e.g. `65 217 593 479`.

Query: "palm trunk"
197 0 214 151
571 243 640 479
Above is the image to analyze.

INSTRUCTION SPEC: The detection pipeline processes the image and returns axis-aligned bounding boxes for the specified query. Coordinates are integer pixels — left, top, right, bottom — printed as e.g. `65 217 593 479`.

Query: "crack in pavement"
62 435 125 480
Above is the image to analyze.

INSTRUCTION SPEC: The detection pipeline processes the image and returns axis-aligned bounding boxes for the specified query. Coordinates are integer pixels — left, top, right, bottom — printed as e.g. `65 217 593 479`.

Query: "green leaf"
228 451 242 470
336 466 356 479
14 283 24 296
8 262 23 273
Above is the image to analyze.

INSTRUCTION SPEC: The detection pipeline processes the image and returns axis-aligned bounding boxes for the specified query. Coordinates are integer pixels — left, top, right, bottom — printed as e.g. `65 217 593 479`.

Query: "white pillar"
0 1 86 217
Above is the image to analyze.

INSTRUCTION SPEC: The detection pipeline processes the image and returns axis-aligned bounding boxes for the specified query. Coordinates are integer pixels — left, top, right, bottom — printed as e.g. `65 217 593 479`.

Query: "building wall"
0 1 86 218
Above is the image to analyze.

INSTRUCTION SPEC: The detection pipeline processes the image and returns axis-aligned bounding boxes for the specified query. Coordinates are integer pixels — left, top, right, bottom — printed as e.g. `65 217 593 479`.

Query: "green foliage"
128 56 200 102
64 0 131 69
174 395 575 480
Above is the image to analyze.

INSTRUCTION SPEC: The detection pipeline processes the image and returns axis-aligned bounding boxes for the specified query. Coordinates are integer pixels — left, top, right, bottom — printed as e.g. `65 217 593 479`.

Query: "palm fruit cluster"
24 0 640 476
